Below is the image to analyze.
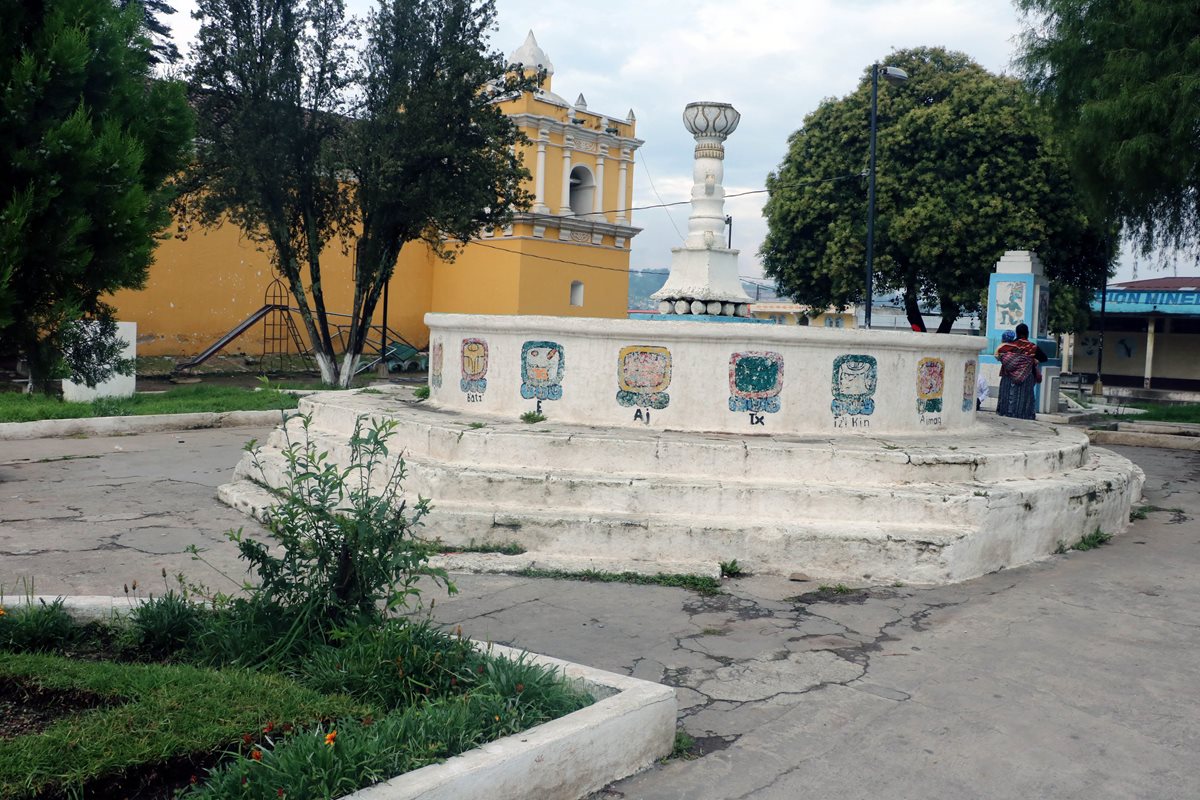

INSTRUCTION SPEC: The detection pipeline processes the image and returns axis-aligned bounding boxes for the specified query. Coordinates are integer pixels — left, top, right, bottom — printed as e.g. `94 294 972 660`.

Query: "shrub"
233 415 452 653
125 591 205 659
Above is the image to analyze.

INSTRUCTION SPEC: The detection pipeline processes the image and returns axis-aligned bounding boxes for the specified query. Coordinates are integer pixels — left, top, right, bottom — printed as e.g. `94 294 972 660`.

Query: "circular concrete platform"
219 387 1144 586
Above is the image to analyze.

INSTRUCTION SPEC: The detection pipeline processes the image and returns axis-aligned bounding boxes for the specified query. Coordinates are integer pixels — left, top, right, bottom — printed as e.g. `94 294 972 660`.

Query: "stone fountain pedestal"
220 383 1142 585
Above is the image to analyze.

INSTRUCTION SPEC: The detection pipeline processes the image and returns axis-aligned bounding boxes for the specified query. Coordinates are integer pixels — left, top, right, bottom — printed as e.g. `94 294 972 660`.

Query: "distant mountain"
628 269 782 310
628 269 669 310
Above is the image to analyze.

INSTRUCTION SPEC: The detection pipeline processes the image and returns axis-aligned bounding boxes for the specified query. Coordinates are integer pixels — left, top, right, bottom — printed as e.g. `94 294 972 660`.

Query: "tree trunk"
903 291 926 332
936 298 960 334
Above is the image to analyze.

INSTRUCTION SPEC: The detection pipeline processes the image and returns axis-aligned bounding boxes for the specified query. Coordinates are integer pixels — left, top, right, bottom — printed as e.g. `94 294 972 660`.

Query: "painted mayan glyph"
460 338 488 398
995 281 1025 327
831 354 877 421
728 351 783 413
429 341 443 390
521 341 565 400
962 359 977 412
616 345 671 410
916 357 945 415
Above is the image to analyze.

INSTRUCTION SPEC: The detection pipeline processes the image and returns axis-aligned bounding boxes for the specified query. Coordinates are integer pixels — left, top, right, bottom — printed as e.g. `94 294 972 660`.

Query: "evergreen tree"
1016 0 1200 255
760 47 1113 333
0 0 193 390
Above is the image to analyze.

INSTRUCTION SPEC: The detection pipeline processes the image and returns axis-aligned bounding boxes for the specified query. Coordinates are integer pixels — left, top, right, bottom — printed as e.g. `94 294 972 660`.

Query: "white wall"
62 321 136 402
427 314 983 435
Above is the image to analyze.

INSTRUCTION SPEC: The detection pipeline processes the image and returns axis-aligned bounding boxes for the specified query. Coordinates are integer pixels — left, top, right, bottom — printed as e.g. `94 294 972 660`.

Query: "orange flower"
250 750 263 761
262 721 275 734
0 607 7 617
242 734 253 745
324 730 338 747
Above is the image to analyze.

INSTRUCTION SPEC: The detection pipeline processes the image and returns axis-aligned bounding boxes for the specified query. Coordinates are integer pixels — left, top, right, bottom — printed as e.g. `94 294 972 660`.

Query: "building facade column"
533 129 550 214
559 135 574 215
1144 316 1156 389
616 147 630 224
593 146 607 220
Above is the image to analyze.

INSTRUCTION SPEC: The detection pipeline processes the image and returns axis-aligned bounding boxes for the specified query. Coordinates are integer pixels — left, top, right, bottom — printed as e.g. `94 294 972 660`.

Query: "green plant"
817 584 855 595
124 591 205 659
358 387 383 395
1129 506 1149 521
230 415 452 662
437 540 526 556
467 421 486 429
1070 529 1113 551
296 619 482 710
0 598 77 652
1054 541 1068 555
413 385 430 400
718 559 744 578
667 729 697 761
514 568 721 595
520 410 546 424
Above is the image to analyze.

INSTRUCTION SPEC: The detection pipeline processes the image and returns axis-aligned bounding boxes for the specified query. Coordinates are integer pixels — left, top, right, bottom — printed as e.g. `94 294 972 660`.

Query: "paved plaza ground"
1 426 1198 799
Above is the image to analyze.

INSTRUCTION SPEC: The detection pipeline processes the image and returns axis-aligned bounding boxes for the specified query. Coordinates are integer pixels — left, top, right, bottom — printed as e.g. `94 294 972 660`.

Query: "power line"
635 151 685 241
544 172 860 222
468 239 777 286
458 172 860 281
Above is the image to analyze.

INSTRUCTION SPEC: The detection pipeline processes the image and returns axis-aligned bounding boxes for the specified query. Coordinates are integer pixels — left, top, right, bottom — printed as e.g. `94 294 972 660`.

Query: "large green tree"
187 0 532 387
760 47 1113 333
0 0 193 390
1016 0 1200 255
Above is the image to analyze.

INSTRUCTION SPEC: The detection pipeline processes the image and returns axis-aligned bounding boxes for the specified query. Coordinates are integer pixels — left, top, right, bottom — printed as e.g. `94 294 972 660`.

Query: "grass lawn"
1125 402 1200 424
0 599 592 800
0 385 299 423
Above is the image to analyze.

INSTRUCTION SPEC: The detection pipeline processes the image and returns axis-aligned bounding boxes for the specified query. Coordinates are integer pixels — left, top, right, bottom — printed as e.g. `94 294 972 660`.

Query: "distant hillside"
628 269 781 310
628 269 669 310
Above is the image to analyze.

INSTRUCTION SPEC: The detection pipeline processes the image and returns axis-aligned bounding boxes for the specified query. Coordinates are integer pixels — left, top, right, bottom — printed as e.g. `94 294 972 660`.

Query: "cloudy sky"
164 0 1155 283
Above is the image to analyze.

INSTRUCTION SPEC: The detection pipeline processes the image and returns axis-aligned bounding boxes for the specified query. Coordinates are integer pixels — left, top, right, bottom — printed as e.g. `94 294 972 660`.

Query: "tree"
119 0 183 66
341 0 532 382
187 0 354 387
1016 0 1200 256
760 47 1113 333
187 0 533 387
0 0 193 391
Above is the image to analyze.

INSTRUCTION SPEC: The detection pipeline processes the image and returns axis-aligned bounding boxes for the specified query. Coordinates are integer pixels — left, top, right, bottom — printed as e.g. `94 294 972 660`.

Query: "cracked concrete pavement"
2 428 1199 798
0 427 268 596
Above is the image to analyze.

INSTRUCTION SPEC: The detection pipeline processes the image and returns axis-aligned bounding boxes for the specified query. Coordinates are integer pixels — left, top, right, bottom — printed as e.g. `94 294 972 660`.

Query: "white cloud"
162 0 1154 283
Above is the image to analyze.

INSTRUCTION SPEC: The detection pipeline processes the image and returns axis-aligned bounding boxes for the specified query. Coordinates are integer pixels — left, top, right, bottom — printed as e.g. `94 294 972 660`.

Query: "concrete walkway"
1 428 1197 799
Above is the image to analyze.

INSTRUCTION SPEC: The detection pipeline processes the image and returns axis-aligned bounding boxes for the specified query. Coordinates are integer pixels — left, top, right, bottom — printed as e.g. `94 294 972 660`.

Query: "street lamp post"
864 63 908 329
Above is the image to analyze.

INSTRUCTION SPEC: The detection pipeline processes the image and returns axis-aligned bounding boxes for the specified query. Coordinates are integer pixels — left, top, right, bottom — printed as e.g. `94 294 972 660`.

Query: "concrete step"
280 389 1091 486
217 389 1143 586
244 427 990 527
218 477 973 584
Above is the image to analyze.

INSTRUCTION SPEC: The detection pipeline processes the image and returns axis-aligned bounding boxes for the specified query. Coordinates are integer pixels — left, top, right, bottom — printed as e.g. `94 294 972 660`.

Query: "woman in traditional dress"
995 323 1048 419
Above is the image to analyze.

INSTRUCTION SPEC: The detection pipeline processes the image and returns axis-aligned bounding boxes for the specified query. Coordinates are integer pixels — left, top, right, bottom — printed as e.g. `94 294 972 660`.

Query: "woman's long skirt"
996 376 1037 420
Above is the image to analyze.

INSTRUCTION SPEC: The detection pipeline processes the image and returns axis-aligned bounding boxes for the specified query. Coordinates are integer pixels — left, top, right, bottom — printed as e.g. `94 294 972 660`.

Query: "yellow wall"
515 236 629 318
109 72 639 358
110 225 435 356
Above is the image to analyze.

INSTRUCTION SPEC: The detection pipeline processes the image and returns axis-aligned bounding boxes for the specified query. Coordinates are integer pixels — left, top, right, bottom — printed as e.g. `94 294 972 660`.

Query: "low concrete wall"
0 410 284 441
426 313 984 435
14 596 677 800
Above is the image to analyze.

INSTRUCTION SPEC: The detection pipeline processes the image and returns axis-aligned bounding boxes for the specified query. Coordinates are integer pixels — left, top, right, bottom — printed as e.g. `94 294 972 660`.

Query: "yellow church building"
110 32 643 358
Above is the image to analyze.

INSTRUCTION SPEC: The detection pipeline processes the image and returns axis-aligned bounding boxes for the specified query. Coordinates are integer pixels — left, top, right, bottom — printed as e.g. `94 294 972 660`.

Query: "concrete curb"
11 596 677 800
1087 429 1200 451
0 409 285 441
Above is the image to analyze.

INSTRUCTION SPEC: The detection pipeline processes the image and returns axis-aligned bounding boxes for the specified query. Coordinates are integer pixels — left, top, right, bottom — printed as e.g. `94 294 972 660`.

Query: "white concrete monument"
220 102 1143 586
651 102 754 317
